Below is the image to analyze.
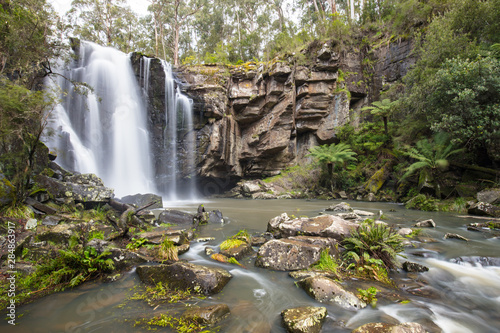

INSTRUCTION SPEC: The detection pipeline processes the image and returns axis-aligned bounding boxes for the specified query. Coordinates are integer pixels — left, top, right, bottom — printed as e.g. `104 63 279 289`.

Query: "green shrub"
405 194 438 211
357 286 380 308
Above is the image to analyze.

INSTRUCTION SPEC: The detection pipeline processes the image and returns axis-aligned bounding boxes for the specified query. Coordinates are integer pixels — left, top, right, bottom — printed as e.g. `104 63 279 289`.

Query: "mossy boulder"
35 173 114 205
255 237 338 271
364 162 393 194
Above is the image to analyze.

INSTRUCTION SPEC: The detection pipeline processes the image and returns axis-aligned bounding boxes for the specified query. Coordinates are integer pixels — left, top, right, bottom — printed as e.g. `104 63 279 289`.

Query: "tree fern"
307 143 357 175
361 99 399 135
401 132 463 197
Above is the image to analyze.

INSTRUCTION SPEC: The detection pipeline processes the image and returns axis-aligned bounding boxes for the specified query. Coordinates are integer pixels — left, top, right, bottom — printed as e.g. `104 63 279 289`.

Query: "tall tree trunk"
174 23 180 66
327 0 337 14
275 1 285 31
311 0 325 20
236 9 243 60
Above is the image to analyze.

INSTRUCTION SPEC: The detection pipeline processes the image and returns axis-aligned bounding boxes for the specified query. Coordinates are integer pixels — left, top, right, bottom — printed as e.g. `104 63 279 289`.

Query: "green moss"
134 313 212 332
130 281 196 306
364 166 387 193
219 238 245 251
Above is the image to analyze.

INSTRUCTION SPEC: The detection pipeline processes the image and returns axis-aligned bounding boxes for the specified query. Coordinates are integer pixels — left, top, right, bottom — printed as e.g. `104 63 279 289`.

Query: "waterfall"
159 60 197 200
44 41 155 197
44 42 197 200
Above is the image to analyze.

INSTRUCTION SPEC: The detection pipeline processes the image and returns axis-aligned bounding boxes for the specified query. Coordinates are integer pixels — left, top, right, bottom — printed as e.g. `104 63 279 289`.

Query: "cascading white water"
44 41 155 197
159 60 197 200
176 87 197 199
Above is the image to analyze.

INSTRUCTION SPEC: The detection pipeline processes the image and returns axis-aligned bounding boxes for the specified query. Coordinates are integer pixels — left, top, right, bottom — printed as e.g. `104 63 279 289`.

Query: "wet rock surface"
157 209 196 227
267 213 358 240
402 261 429 273
181 304 230 326
255 237 333 271
281 306 327 333
413 219 436 228
468 201 500 217
297 276 367 310
351 322 427 333
136 262 232 295
120 193 163 209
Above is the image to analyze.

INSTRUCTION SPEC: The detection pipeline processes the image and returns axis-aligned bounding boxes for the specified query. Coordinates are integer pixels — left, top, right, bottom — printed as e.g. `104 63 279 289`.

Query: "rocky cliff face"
131 38 415 195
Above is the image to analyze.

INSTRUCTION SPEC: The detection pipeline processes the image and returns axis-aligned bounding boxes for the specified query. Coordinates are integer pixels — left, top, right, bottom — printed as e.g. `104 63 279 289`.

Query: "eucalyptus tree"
67 0 141 52
147 0 205 65
0 0 62 86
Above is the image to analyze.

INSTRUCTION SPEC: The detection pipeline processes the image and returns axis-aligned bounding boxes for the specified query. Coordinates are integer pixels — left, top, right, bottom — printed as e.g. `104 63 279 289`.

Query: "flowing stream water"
3 199 500 332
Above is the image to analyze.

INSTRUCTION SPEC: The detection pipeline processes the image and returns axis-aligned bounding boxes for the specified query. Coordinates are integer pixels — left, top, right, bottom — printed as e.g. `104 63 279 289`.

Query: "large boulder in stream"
281 306 327 333
157 209 196 227
120 193 163 209
297 276 366 310
255 236 339 271
136 262 232 295
477 188 500 205
267 213 358 240
467 201 500 217
351 322 427 333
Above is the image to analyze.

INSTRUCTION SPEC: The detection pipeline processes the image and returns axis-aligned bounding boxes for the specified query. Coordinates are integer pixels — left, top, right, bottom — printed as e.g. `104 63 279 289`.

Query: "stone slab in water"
352 322 427 333
157 209 195 227
297 276 366 310
136 262 232 295
267 213 358 240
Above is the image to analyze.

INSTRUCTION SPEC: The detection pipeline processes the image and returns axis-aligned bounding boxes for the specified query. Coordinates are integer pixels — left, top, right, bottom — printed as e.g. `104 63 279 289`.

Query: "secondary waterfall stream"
44 41 196 199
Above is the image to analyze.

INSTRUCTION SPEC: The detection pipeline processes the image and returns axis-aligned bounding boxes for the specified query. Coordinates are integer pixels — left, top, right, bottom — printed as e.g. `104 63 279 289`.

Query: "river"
3 199 500 332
